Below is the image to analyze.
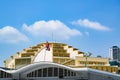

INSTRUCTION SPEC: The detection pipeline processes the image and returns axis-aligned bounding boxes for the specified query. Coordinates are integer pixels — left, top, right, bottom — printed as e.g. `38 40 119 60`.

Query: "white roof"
1 61 120 78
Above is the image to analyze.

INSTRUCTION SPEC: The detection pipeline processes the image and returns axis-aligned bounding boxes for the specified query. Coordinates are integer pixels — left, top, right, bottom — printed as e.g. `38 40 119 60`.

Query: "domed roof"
4 42 84 69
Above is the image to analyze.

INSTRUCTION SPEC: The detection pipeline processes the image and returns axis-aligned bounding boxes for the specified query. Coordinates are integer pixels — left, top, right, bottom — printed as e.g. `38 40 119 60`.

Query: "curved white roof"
1 62 120 80
9 61 120 77
13 61 73 73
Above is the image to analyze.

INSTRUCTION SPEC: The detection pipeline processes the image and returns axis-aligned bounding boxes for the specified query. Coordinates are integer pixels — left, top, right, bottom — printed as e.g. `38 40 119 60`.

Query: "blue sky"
0 0 120 66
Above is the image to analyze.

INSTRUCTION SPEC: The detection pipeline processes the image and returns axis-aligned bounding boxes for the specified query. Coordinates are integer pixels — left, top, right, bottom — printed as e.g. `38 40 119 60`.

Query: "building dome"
4 42 118 74
4 42 84 69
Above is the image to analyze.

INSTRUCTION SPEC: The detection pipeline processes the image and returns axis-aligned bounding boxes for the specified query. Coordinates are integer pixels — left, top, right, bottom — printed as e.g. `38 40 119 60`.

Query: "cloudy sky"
0 0 120 66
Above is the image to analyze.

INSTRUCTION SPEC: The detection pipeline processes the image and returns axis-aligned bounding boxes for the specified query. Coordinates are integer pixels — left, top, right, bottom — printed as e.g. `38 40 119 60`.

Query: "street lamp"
85 52 92 67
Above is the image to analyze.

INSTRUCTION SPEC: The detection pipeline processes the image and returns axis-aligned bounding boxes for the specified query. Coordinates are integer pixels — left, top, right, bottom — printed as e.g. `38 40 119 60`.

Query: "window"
73 72 76 76
43 68 47 77
27 67 76 78
34 70 37 77
1 71 4 78
71 71 73 76
68 70 70 76
59 68 63 78
30 72 33 77
64 69 67 76
0 70 12 78
54 67 58 77
38 69 42 77
48 67 53 77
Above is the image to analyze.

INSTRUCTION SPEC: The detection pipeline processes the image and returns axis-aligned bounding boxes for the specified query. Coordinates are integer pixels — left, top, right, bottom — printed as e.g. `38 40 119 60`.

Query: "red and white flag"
46 41 50 51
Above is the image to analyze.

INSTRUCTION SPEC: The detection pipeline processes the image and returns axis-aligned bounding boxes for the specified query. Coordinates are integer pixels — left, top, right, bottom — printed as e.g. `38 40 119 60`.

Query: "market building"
1 42 120 80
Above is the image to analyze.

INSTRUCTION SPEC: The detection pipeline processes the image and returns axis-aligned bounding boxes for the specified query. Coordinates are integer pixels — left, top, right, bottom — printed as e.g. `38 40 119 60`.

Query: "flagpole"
52 32 53 42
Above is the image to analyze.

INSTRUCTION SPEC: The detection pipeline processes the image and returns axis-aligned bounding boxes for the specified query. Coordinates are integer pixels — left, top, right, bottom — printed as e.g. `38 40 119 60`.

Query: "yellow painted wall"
4 42 119 74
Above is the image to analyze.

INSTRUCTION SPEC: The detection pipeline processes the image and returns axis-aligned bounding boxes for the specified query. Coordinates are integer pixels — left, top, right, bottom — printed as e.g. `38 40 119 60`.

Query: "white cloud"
23 20 82 40
71 19 111 31
0 26 29 43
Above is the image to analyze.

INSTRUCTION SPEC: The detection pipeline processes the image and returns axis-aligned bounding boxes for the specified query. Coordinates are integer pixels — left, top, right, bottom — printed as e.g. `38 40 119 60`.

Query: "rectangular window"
34 70 37 77
54 68 58 77
64 69 67 76
48 67 53 77
43 68 47 77
59 68 63 78
71 71 73 76
4 72 7 78
0 71 1 78
1 71 4 78
68 70 70 76
31 72 34 77
73 72 76 76
38 69 42 77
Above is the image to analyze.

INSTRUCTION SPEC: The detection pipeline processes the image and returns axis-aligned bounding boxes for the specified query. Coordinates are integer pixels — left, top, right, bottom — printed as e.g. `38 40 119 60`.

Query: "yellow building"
4 42 118 73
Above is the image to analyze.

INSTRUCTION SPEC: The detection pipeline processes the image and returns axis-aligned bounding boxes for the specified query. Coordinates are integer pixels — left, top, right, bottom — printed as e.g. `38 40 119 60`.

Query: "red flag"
46 41 50 51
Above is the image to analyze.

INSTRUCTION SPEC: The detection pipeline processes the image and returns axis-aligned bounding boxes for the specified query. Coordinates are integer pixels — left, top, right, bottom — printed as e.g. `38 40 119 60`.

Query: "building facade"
0 62 120 80
109 46 120 61
4 42 118 74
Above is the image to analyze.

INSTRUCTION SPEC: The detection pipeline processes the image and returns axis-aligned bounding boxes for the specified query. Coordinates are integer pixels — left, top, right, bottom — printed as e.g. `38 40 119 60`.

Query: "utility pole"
85 52 92 67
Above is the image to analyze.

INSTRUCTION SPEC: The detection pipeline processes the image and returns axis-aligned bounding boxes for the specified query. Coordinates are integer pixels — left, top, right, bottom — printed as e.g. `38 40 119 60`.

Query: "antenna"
51 32 57 42
52 32 53 42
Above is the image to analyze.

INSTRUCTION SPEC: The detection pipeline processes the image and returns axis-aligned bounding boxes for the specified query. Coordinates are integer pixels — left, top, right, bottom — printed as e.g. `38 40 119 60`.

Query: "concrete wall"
33 48 52 62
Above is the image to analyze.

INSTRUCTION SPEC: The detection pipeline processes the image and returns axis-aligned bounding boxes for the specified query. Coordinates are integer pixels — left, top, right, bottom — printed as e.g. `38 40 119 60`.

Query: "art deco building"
4 42 118 74
1 62 120 80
